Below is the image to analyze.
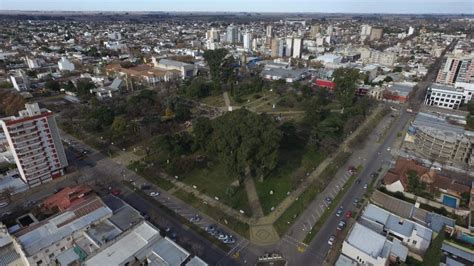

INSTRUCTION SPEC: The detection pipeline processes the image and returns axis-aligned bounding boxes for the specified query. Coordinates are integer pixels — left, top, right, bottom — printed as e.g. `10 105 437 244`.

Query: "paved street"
291 109 413 265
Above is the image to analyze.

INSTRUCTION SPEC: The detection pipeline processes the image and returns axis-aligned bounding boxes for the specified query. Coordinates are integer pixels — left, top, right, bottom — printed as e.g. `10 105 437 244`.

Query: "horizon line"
1 9 473 16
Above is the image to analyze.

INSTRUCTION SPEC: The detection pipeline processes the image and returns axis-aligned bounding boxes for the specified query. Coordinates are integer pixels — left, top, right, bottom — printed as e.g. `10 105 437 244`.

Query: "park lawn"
200 94 225 107
180 163 252 216
172 189 250 238
257 144 326 215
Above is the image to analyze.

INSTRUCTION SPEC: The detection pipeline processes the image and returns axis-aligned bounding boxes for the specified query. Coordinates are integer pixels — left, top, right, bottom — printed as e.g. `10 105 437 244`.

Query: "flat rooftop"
346 223 387 258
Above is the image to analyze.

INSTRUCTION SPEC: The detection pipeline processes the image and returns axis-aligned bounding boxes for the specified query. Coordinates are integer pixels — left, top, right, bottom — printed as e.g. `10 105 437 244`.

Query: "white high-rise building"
0 103 68 187
285 37 293 57
408 26 415 36
58 57 75 72
326 25 334 36
252 38 258 51
292 37 303 59
206 27 220 42
266 25 273 37
360 24 372 37
243 31 252 50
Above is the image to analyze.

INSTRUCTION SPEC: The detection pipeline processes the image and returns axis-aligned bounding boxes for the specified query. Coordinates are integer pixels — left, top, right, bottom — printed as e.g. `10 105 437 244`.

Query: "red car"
111 188 121 196
345 211 353 219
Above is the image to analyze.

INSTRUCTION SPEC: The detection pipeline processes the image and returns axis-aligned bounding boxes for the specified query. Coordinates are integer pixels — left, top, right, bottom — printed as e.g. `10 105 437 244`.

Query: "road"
293 109 412 265
60 132 255 265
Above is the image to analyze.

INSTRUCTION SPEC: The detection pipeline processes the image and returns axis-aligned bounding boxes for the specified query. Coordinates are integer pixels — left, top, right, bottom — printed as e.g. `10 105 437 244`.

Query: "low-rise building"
57 57 75 72
341 222 408 265
85 221 197 266
152 58 196 79
383 82 416 103
361 204 433 253
424 83 474 110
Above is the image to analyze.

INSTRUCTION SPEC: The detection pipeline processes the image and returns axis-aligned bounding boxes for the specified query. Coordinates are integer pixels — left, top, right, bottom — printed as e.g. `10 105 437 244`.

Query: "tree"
203 48 228 81
422 230 445 266
208 108 281 179
45 79 60 91
332 68 360 108
174 103 191 121
193 117 213 150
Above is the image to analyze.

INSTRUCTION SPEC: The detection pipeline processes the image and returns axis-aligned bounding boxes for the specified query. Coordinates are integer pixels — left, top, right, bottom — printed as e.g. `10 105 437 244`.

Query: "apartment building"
0 103 68 187
436 55 474 85
409 111 474 168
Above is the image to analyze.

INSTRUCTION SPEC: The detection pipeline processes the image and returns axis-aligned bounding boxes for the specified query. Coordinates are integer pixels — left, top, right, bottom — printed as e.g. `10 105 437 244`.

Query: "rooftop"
346 223 387 258
15 196 112 256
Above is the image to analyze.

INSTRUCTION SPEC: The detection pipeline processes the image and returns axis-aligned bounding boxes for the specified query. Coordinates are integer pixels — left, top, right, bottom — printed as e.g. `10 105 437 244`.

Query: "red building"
315 79 336 90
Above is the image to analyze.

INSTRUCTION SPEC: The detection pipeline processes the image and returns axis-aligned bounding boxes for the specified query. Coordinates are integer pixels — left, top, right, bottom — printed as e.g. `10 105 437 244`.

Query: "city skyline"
1 0 473 14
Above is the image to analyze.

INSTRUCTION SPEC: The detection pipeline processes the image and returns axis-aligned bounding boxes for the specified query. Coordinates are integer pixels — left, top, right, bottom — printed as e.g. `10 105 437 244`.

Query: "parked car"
149 191 160 197
324 197 332 204
345 211 353 219
189 215 201 223
141 184 151 190
205 225 216 233
337 220 346 231
218 233 228 240
363 183 368 189
328 235 335 245
223 237 235 244
336 208 343 217
111 188 121 196
355 178 361 184
0 201 9 208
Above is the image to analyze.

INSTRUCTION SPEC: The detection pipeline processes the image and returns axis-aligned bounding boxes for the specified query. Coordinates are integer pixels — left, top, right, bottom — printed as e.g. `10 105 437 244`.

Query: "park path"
244 177 264 218
223 91 231 110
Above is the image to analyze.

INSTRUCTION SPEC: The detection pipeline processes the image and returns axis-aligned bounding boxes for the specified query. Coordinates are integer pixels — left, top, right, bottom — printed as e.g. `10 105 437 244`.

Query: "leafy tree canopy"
332 68 361 108
195 108 282 179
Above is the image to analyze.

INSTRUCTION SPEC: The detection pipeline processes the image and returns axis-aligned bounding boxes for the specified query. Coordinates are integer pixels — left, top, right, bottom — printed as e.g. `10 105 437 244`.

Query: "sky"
1 0 473 14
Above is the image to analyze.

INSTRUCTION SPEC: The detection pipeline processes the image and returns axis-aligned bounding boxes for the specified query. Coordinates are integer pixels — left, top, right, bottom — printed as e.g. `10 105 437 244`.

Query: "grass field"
256 148 326 215
180 163 252 216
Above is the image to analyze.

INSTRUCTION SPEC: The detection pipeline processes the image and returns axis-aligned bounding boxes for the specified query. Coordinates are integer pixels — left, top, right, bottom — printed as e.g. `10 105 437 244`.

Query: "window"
37 260 43 265
60 247 65 252
49 253 54 259
413 240 417 245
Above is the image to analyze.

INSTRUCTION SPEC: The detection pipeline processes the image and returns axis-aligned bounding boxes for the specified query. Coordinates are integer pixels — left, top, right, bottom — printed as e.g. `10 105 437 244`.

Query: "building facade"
436 56 473 85
0 103 68 187
424 83 473 109
292 37 303 59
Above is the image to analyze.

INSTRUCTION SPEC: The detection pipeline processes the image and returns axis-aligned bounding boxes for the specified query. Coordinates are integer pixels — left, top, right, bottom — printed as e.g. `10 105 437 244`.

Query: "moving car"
352 198 359 206
363 183 368 189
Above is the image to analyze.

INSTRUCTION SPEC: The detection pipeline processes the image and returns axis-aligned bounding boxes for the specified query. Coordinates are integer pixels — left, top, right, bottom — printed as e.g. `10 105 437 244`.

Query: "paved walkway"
244 177 264 218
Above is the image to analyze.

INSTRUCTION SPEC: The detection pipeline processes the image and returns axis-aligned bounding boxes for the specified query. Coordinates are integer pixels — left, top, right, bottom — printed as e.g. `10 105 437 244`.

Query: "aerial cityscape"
0 1 473 266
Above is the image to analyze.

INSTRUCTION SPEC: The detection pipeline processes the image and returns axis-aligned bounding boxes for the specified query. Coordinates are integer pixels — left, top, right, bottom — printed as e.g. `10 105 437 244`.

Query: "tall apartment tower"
243 31 252 50
285 37 293 57
0 103 68 187
266 25 273 38
309 25 320 39
292 37 303 59
436 56 474 85
360 24 372 42
226 25 239 44
206 28 220 42
369 28 383 41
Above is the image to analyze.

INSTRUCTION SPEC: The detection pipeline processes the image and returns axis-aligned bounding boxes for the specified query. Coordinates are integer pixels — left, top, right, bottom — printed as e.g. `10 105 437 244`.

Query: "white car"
328 235 335 245
149 192 160 197
0 201 9 208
